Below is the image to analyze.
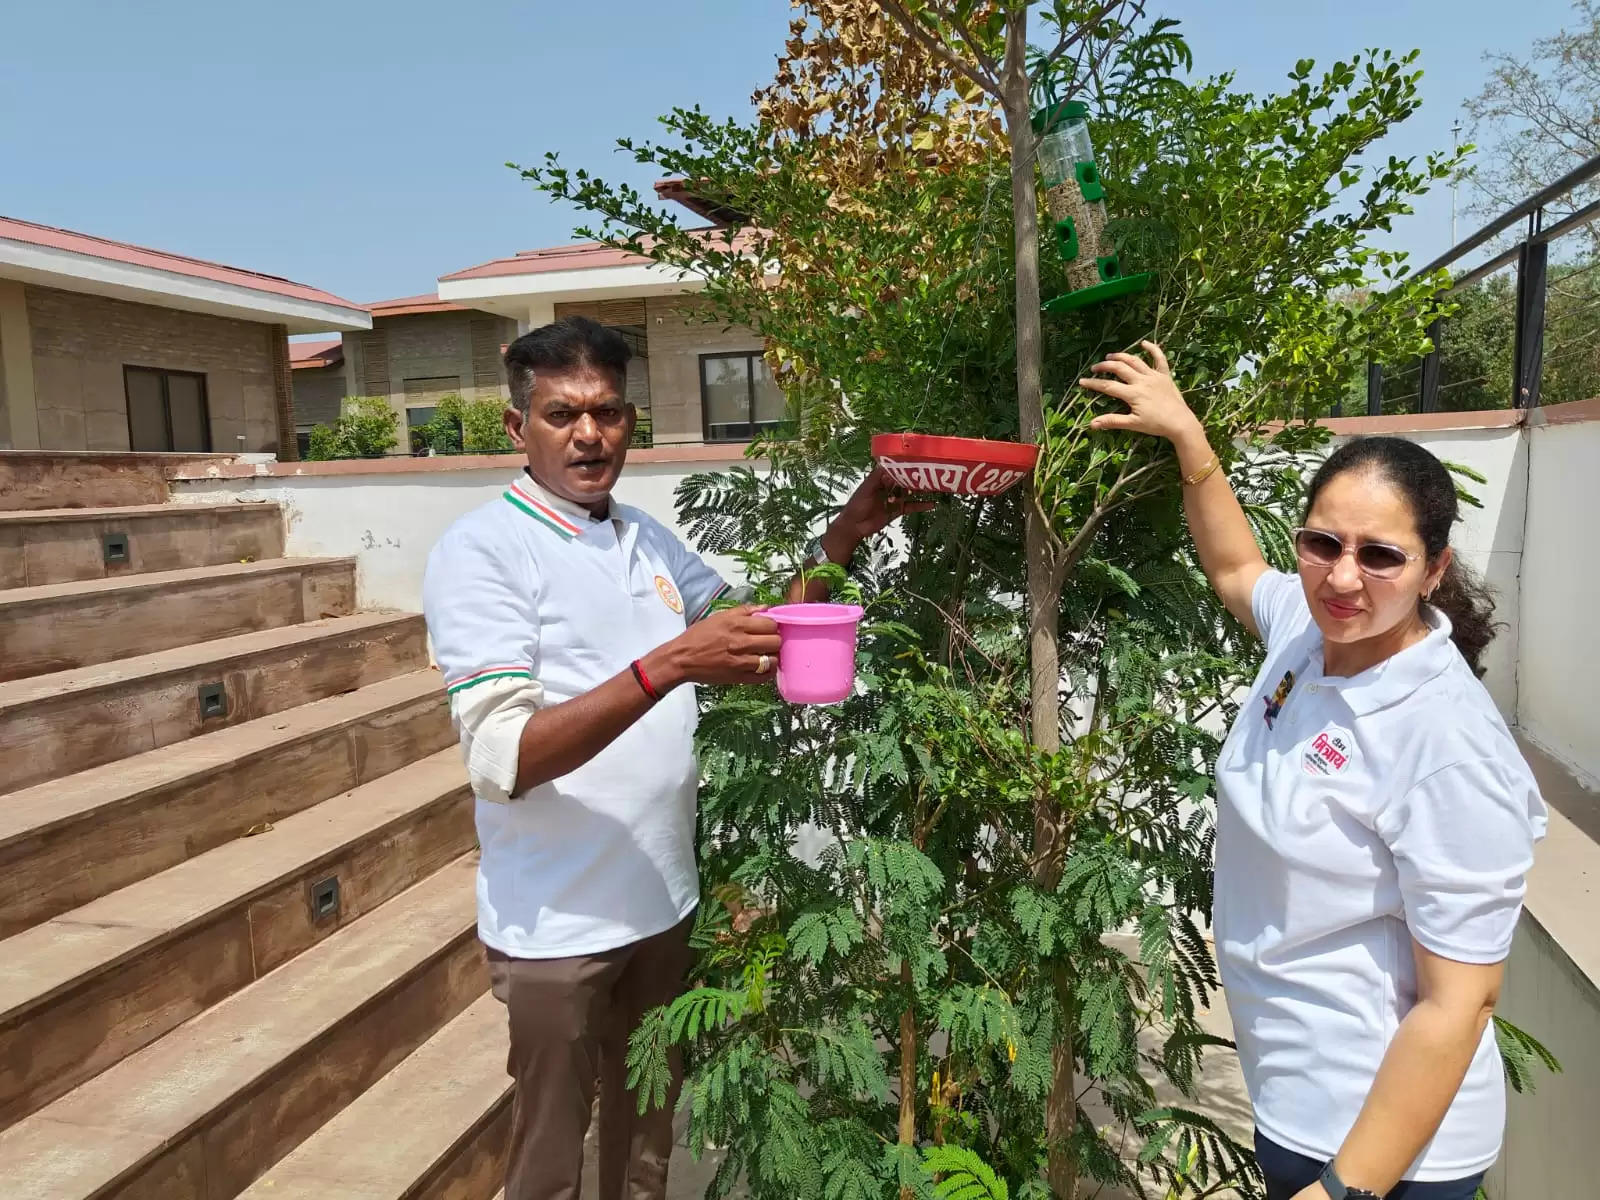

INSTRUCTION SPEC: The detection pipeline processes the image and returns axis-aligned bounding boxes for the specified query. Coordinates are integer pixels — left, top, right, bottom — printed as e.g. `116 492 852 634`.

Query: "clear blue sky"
0 0 1576 311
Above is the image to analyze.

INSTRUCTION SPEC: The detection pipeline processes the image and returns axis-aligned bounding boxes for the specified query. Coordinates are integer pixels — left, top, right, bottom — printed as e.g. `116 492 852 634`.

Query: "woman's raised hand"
1080 341 1203 444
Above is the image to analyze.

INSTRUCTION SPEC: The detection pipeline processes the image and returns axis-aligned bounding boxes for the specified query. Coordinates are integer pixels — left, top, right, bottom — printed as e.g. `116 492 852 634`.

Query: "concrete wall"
0 280 39 450
291 365 347 429
644 295 765 445
169 452 753 611
24 284 280 453
1483 801 1600 1200
1515 415 1600 786
341 310 515 434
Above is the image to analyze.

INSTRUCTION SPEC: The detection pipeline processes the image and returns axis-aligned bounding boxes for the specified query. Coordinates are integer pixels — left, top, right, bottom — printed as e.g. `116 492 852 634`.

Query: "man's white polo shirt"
1214 571 1546 1180
422 471 729 959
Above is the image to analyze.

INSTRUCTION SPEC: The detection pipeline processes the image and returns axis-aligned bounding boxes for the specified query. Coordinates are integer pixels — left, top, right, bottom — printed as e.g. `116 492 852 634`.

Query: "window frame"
699 351 782 444
123 365 212 453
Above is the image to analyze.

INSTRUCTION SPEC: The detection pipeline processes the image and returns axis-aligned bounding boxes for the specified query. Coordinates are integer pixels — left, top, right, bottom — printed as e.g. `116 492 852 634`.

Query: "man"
422 316 919 1200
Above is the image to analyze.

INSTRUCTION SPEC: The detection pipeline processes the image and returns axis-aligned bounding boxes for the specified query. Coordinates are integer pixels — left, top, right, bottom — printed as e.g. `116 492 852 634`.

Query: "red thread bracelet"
631 659 662 703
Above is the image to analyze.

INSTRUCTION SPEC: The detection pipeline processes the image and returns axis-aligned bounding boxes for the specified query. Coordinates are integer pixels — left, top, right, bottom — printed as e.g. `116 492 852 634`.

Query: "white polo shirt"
422 471 729 959
1214 571 1546 1181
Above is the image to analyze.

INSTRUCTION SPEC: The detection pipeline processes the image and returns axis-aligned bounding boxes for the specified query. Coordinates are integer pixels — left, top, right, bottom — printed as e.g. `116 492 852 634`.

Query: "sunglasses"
1292 527 1422 580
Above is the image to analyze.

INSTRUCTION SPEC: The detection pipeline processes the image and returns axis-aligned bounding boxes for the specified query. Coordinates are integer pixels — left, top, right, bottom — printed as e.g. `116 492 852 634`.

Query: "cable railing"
1359 151 1600 415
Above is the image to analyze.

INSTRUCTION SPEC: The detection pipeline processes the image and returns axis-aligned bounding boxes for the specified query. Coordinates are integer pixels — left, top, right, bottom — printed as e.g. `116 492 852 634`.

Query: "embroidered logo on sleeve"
655 575 684 614
1302 726 1355 776
1262 669 1296 728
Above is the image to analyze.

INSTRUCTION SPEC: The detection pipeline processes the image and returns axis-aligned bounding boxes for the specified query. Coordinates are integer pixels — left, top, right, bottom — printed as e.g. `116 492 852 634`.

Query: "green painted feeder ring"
1042 272 1154 314
1030 100 1090 134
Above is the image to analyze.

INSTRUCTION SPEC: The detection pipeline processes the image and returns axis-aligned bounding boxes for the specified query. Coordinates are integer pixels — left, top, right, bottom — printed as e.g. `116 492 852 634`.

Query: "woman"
1081 344 1546 1200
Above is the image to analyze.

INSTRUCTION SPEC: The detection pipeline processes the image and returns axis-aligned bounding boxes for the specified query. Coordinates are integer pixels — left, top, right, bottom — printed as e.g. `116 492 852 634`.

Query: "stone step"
0 451 236 513
239 992 511 1200
0 501 284 589
0 557 357 682
0 856 483 1200
0 670 452 939
0 749 473 1129
0 611 428 798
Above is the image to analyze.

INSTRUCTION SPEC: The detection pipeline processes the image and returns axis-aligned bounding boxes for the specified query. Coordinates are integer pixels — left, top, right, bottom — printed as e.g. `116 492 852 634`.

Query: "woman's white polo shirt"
1214 570 1545 1180
422 472 730 960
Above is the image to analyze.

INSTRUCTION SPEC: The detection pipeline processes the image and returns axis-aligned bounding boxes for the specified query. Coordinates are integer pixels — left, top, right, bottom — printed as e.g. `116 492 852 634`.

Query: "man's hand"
830 465 936 545
645 605 782 690
1291 1183 1333 1200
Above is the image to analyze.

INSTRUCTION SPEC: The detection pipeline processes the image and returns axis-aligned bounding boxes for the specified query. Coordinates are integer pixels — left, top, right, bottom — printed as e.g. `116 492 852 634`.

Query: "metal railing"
1362 151 1600 415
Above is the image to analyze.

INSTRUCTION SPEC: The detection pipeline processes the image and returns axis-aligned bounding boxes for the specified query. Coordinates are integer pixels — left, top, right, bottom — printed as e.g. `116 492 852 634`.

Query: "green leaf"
920 1146 1008 1200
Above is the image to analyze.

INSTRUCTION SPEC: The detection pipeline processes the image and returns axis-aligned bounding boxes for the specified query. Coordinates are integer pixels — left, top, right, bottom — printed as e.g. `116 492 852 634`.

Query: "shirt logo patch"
1263 669 1295 728
1302 726 1355 776
655 575 684 614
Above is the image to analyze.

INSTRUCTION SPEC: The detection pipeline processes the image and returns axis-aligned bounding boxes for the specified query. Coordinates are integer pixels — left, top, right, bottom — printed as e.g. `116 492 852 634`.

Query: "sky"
0 0 1579 312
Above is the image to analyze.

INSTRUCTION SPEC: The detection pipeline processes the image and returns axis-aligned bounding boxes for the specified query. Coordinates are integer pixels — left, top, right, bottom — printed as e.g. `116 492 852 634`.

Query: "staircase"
0 454 512 1200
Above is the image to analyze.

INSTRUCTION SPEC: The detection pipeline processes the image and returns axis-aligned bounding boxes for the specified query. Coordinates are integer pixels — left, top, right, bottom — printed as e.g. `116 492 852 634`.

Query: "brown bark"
1000 7 1077 1199
898 960 918 1200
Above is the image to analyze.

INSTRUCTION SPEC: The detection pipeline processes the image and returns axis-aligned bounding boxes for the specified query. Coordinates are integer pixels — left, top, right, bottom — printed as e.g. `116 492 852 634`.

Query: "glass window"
700 352 785 443
123 366 211 452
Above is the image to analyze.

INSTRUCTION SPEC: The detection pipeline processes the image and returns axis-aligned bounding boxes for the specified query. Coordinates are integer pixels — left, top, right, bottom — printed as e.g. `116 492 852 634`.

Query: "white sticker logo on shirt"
654 575 684 614
1302 725 1355 776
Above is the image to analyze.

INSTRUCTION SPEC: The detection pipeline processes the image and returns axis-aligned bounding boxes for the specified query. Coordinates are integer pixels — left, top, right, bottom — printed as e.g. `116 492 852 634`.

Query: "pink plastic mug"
764 603 865 704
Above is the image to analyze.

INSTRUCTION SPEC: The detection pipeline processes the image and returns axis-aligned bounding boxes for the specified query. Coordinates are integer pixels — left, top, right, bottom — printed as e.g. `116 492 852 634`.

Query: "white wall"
1515 418 1600 787
171 459 748 612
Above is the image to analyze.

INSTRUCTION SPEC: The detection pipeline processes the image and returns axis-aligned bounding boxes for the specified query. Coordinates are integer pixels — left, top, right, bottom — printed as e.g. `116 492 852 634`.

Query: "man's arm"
425 524 779 803
785 466 934 603
509 606 781 793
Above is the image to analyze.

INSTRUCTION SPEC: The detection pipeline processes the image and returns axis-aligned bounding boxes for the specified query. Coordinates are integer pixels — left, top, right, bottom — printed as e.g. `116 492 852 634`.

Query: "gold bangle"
1182 455 1221 487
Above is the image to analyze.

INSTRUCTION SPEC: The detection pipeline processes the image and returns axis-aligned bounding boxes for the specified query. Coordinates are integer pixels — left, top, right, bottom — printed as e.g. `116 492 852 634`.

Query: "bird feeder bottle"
1034 101 1151 314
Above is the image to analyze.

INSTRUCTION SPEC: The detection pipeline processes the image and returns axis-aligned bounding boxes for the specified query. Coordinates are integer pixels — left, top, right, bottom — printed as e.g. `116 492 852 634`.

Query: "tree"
304 395 398 460
1461 0 1600 254
409 394 515 455
521 5 1456 1198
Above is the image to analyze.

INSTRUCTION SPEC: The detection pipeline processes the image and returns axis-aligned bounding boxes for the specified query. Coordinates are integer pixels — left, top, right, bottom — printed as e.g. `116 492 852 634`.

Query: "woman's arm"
1297 945 1503 1199
1083 343 1270 634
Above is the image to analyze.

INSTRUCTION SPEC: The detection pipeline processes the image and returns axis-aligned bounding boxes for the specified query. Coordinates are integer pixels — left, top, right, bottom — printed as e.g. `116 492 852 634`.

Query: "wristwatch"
805 536 849 571
1319 1161 1381 1200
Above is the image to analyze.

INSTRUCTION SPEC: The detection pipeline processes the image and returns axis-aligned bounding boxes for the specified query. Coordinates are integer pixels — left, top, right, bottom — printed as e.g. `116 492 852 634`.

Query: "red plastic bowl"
870 433 1039 496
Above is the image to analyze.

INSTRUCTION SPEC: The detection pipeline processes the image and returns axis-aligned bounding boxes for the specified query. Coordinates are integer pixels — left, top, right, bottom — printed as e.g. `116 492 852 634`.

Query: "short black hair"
503 316 632 415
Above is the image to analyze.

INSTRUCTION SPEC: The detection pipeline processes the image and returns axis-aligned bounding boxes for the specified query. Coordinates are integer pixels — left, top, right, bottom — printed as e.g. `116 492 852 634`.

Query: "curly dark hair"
1304 437 1500 676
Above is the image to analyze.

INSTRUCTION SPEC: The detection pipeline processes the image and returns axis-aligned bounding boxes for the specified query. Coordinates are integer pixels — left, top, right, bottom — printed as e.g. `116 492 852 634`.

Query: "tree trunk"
898 961 918 1200
1001 7 1077 1200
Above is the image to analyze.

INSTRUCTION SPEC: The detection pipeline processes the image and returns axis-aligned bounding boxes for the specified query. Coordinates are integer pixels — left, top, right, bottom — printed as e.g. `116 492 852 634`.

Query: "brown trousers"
486 915 694 1200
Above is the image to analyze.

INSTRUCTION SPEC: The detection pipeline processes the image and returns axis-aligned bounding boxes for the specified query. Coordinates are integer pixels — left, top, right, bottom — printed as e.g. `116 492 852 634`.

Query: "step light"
311 876 341 922
102 532 130 564
197 682 227 720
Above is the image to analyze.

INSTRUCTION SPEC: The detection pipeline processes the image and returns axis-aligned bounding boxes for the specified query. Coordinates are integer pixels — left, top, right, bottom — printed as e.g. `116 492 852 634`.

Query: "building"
434 181 780 447
290 294 519 452
0 215 368 458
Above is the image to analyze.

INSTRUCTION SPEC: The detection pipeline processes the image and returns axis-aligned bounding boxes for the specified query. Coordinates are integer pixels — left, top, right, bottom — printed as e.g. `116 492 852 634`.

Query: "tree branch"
1036 0 1144 74
945 5 1002 83
874 0 1001 97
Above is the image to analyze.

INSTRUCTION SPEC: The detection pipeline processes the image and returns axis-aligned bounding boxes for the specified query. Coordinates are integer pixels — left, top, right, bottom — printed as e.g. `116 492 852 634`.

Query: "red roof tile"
438 229 755 284
289 338 343 369
368 292 471 316
0 214 367 314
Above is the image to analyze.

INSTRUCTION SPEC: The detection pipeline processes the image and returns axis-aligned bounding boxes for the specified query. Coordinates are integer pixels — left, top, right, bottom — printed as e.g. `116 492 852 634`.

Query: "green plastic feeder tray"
1042 271 1153 314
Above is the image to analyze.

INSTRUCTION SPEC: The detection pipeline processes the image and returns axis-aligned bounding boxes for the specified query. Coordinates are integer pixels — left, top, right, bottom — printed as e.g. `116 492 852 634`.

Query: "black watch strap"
1320 1161 1382 1200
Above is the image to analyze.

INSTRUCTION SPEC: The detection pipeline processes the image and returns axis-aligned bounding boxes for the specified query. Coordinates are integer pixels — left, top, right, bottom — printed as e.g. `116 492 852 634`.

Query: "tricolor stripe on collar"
503 478 585 540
